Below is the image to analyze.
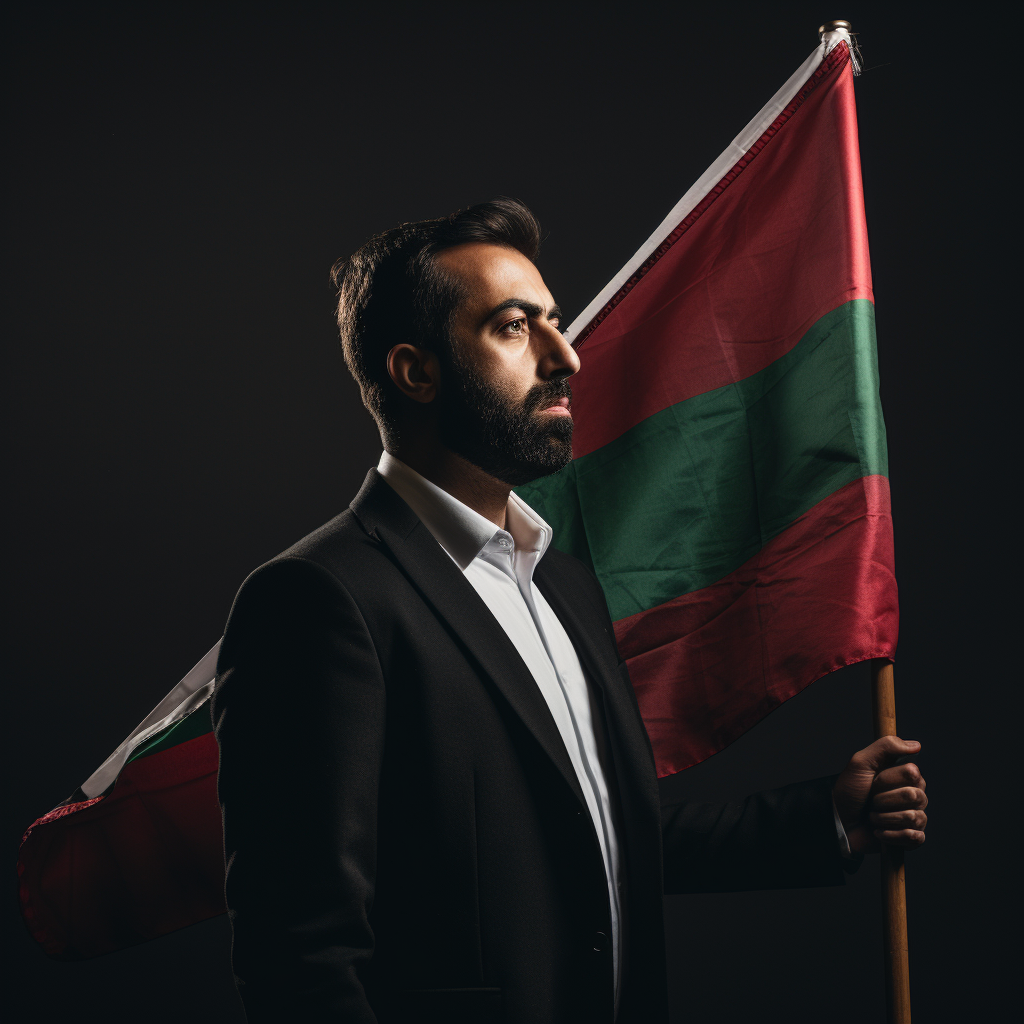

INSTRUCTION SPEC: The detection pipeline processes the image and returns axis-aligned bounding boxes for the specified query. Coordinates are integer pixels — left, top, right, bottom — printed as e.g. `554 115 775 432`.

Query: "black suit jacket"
211 469 845 1024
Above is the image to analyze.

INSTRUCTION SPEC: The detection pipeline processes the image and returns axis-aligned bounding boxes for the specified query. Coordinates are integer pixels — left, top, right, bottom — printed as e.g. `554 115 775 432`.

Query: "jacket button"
592 931 608 952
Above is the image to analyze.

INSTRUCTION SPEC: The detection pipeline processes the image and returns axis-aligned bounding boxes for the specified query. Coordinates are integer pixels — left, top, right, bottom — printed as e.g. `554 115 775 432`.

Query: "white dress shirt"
377 451 625 1007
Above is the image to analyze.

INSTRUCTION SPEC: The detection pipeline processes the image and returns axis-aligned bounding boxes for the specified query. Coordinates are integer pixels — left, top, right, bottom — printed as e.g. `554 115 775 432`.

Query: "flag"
17 27 893 958
17 643 225 959
516 30 895 777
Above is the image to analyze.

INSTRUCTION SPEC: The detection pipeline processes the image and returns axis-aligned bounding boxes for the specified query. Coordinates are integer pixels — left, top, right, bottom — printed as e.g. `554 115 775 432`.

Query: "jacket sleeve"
660 775 847 894
211 556 384 1023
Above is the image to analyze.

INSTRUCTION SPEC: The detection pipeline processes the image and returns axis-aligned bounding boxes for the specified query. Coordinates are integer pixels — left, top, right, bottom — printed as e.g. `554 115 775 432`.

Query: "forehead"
435 243 553 317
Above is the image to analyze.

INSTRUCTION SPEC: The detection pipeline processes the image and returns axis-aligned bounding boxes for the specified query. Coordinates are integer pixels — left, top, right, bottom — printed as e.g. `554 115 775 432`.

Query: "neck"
388 443 511 529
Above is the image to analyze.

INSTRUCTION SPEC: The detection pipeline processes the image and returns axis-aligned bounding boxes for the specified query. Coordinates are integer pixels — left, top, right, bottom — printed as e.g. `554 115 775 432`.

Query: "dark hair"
330 197 542 446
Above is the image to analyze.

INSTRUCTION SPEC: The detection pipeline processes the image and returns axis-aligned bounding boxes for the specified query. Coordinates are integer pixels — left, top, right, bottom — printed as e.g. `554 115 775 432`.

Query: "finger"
870 762 926 794
874 828 926 848
851 736 922 773
872 786 928 812
870 809 927 830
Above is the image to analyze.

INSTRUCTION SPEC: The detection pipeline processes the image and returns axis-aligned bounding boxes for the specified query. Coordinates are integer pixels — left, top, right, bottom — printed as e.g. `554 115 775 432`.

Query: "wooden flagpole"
872 659 911 1023
815 18 911 1023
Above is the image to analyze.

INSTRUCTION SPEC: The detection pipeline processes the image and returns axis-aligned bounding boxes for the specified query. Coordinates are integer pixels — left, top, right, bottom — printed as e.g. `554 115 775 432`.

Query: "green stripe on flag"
517 299 886 621
127 705 213 764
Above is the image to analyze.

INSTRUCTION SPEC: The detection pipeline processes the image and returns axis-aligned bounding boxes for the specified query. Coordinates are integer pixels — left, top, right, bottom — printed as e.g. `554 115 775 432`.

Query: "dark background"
5 3 1011 1021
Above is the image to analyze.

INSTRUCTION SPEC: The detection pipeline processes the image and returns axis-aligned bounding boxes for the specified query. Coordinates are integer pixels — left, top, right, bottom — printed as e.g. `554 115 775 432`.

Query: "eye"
501 317 527 336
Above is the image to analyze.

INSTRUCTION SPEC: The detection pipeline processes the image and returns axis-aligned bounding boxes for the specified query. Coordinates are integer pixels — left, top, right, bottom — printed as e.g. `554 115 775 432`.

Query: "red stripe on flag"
615 475 896 778
571 43 872 459
17 731 226 959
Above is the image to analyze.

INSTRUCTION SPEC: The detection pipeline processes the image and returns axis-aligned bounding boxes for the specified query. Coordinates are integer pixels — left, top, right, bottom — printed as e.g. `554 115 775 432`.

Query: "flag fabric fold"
17 644 224 959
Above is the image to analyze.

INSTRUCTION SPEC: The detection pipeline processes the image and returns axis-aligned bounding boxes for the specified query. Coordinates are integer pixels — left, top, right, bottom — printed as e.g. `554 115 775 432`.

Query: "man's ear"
387 344 440 404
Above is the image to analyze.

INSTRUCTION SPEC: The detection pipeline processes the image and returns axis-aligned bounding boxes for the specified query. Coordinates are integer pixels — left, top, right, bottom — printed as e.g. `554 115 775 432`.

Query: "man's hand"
832 736 928 856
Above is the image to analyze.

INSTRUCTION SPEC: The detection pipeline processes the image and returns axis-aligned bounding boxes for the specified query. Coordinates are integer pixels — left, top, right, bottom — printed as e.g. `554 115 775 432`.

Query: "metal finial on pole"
818 19 863 75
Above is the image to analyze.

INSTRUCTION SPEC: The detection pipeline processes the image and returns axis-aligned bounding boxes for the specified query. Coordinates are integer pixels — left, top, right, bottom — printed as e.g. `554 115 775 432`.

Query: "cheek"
481 348 535 402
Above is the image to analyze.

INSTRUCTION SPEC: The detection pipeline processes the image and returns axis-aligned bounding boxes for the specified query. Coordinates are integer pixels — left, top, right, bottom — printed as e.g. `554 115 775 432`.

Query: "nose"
536 320 581 380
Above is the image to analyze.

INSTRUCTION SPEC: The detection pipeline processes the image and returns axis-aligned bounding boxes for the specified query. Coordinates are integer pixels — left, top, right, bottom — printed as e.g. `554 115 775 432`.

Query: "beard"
436 357 574 486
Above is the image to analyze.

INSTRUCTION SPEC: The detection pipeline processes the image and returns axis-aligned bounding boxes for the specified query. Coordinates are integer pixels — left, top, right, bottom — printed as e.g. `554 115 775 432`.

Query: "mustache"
524 378 573 414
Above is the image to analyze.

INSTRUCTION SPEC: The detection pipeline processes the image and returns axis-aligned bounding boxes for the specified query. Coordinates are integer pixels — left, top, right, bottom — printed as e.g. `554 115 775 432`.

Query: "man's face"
432 243 581 486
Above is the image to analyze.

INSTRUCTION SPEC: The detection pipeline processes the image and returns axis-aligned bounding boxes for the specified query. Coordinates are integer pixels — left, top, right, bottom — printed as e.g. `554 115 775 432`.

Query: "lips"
527 381 573 417
540 397 572 416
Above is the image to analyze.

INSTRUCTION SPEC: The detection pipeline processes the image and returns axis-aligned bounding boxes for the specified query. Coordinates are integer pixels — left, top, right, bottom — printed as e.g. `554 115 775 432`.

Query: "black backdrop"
6 4 1012 1021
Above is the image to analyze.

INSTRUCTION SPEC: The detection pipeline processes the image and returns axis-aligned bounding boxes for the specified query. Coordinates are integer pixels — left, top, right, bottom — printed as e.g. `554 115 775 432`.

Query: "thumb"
856 735 921 772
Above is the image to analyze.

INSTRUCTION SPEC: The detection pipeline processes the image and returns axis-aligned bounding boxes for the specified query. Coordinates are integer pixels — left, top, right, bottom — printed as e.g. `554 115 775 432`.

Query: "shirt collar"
376 451 552 573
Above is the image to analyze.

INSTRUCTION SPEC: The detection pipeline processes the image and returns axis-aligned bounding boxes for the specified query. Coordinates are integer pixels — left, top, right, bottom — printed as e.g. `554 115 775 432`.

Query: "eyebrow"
480 298 562 328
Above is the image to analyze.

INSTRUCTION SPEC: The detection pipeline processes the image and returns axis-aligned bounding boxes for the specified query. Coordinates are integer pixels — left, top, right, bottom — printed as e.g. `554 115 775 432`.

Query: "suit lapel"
350 470 589 810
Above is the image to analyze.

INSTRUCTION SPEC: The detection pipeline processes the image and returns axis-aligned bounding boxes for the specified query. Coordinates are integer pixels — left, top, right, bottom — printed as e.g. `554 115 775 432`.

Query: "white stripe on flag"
81 639 222 799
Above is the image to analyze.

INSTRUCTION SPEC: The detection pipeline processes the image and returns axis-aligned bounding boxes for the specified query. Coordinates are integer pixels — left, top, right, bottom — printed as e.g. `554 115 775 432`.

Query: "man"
211 198 927 1023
